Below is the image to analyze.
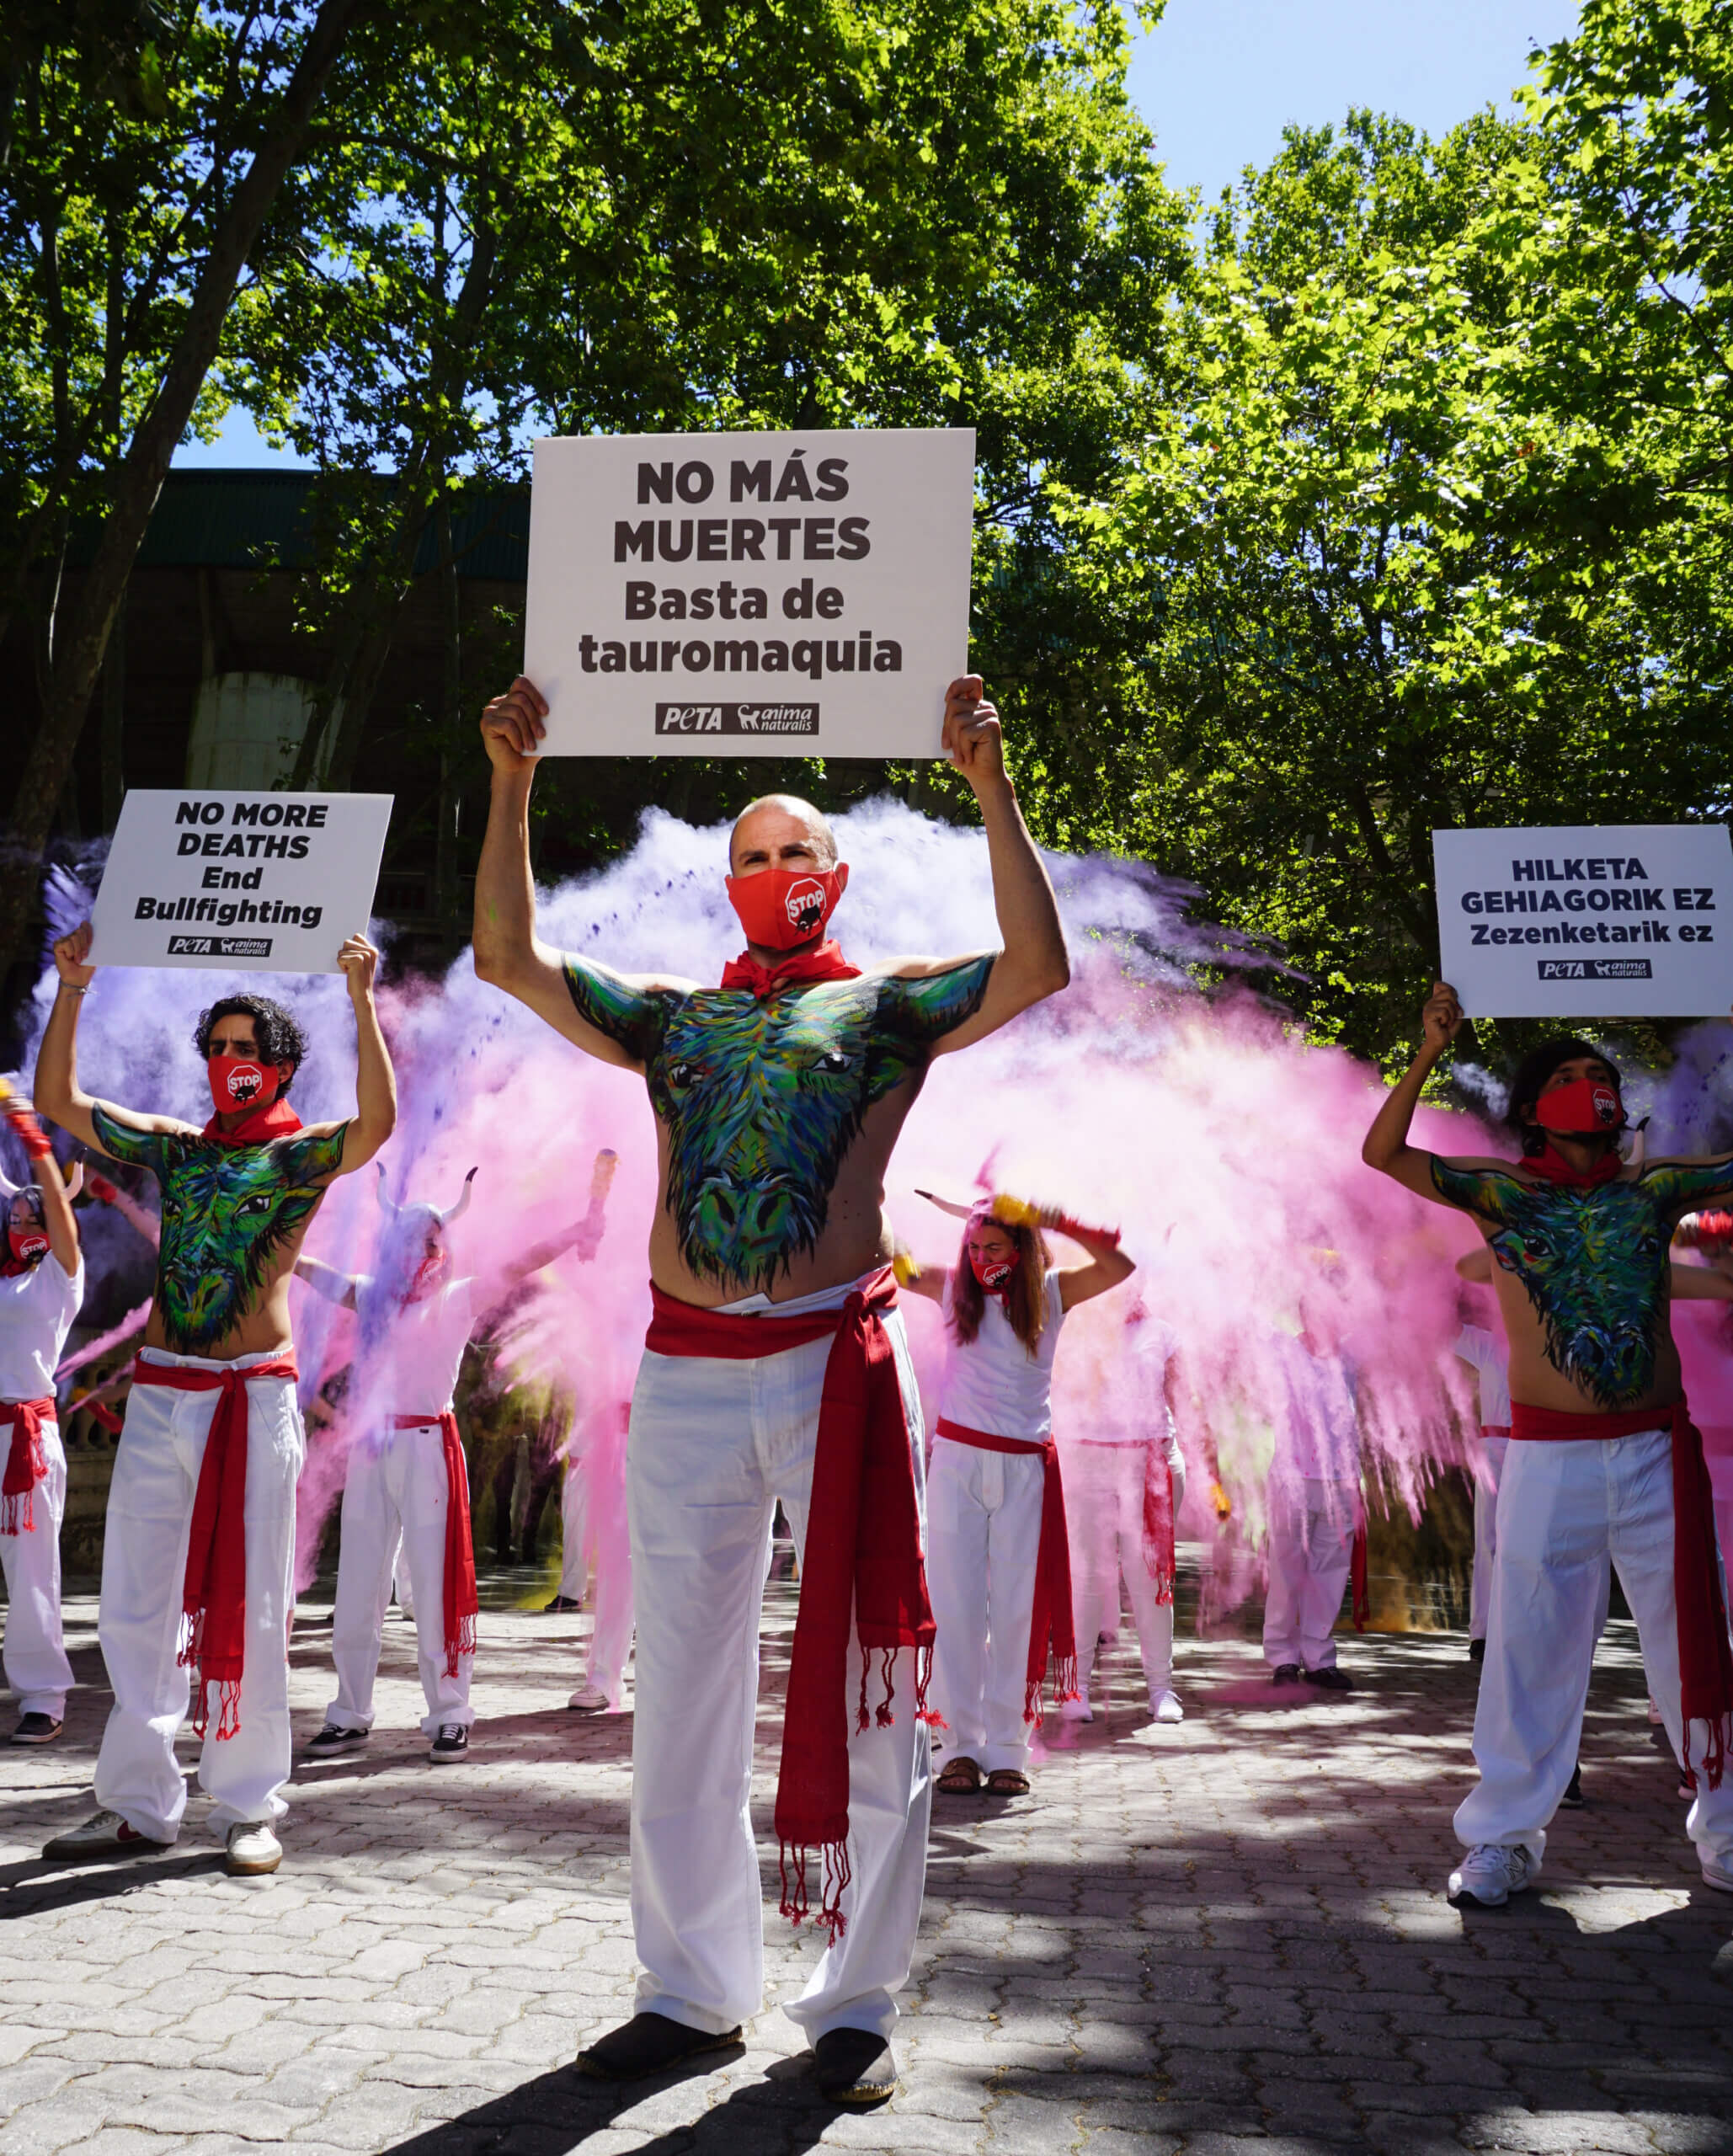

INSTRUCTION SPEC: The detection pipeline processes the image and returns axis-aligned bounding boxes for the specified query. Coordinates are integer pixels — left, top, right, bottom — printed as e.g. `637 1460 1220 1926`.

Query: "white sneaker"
1151 1689 1184 1724
568 1686 610 1714
43 1810 169 1863
1700 1856 1733 1894
224 1822 281 1876
1448 1843 1533 1908
1056 1696 1092 1723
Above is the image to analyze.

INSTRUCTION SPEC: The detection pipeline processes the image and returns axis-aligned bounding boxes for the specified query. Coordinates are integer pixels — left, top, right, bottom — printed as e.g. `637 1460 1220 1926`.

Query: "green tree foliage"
1033 81 1733 1061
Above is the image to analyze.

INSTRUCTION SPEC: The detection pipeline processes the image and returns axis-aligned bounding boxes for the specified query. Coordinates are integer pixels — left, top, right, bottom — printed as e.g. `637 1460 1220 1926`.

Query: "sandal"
936 1755 981 1794
985 1768 1030 1796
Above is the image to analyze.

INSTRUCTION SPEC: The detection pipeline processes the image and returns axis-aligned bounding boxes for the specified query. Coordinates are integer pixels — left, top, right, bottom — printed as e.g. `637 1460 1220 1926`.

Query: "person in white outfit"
472 669 1069 2105
1059 1299 1188 1726
1262 1317 1362 1691
34 930 396 1880
906 1193 1133 1791
298 1166 606 1762
1366 986 1733 1909
558 1395 636 1711
0 1111 84 1746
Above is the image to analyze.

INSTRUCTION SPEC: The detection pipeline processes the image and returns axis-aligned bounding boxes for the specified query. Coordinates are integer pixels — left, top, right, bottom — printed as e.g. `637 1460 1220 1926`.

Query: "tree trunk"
0 0 370 969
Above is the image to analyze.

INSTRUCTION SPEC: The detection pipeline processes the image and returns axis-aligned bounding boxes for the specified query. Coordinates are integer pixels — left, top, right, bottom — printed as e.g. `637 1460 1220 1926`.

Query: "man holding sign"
1363 985 1733 1909
472 670 1068 2105
33 924 396 1878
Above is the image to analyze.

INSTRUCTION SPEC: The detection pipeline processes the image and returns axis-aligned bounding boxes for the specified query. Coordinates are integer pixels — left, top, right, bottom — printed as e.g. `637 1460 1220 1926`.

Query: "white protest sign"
523 427 975 757
91 790 393 973
1433 825 1733 1017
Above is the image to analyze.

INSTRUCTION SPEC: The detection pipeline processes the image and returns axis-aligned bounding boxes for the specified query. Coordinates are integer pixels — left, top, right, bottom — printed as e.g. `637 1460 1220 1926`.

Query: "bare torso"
562 958 997 1308
1432 1153 1733 1416
90 1105 348 1360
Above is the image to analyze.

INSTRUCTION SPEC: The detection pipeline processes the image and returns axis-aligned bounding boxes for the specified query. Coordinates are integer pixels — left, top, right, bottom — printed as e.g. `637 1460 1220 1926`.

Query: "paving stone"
3 1598 1730 2155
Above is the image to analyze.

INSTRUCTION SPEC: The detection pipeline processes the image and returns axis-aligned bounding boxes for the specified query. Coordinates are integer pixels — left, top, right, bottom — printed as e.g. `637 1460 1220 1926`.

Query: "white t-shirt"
1063 1310 1180 1458
1273 1335 1361 1485
937 1267 1066 1442
1454 1323 1512 1429
355 1277 477 1424
0 1251 84 1402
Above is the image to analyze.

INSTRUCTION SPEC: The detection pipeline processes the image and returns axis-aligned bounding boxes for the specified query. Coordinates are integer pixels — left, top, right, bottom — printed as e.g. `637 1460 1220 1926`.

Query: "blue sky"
176 0 1582 471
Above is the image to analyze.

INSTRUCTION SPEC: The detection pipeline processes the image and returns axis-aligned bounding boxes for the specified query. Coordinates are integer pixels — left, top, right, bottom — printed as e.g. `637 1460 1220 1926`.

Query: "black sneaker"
578 2011 742 2081
430 1723 469 1764
10 1712 63 1746
542 1593 584 1614
1270 1663 1303 1686
1468 1638 1485 1665
1560 1763 1585 1809
1304 1665 1354 1692
303 1723 369 1758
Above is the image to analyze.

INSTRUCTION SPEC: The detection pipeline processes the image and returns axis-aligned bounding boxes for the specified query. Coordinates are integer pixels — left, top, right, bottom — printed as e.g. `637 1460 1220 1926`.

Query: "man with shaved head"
473 670 1068 2106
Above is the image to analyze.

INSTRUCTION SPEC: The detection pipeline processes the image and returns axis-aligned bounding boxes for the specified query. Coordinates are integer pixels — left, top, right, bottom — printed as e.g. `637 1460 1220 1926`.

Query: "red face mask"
403 1251 447 1306
208 1055 281 1118
1535 1075 1624 1138
969 1246 1019 1292
7 1227 48 1266
726 866 844 952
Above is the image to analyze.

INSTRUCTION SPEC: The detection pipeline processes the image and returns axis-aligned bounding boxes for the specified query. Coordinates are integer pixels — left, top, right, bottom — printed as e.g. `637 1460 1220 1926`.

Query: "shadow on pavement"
384 2052 841 2156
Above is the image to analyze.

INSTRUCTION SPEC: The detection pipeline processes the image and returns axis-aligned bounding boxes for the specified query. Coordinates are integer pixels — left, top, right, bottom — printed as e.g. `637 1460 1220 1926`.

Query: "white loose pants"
1 1419 73 1718
93 1348 302 1840
1263 1474 1357 1672
328 1423 474 1737
1469 1433 1510 1641
1455 1430 1733 1868
560 1422 636 1704
1068 1440 1186 1706
927 1437 1046 1773
627 1304 930 2044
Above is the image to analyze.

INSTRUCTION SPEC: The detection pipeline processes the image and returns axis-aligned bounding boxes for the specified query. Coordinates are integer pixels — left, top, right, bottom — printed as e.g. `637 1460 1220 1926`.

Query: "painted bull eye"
810 1049 851 1076
666 1060 699 1090
238 1192 275 1219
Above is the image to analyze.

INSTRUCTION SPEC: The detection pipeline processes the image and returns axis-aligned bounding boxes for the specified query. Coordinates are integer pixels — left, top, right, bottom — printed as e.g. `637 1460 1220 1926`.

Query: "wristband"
59 981 88 995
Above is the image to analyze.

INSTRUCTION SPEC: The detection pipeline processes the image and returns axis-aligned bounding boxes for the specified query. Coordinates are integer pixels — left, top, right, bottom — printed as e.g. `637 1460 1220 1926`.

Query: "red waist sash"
0 1397 55 1534
132 1354 298 1741
1512 1398 1732 1787
936 1417 1080 1715
392 1413 478 1674
1481 1423 1512 1438
646 1268 936 1941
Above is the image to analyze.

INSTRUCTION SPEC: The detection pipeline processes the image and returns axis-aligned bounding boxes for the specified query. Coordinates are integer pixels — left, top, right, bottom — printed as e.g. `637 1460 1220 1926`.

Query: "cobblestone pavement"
3 1577 1731 2156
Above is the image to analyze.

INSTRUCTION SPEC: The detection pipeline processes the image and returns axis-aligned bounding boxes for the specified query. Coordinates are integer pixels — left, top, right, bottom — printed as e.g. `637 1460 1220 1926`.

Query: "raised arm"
1362 982 1487 1206
2 1093 80 1277
472 678 696 1066
926 677 1069 1058
36 924 189 1151
324 933 397 1177
294 1257 361 1310
1057 1224 1137 1311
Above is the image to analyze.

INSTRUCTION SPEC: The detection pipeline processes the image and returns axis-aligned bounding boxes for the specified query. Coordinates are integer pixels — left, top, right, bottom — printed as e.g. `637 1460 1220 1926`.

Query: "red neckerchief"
0 1256 40 1280
1522 1141 1623 1187
718 941 862 999
200 1098 303 1148
644 1267 935 1942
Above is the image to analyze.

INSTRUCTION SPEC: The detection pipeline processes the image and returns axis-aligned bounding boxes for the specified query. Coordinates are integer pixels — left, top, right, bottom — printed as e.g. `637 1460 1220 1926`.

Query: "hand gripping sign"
91 790 393 973
523 427 976 758
1433 825 1733 1017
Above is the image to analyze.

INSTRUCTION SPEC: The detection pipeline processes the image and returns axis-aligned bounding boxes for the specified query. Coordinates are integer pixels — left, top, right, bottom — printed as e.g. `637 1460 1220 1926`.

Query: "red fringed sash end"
1351 1524 1370 1633
778 1838 851 1945
0 1491 32 1535
1 1398 52 1537
445 1608 477 1678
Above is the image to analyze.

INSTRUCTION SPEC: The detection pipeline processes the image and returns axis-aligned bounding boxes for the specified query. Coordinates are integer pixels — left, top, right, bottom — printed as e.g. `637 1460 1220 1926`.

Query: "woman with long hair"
904 1192 1133 1796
